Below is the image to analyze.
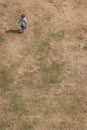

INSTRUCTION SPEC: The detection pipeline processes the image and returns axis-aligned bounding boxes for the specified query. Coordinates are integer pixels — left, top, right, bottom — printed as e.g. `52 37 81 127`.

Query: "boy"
19 14 27 32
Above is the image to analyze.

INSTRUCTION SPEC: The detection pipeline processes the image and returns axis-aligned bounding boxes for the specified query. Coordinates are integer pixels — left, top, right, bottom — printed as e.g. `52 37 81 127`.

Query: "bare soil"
0 0 87 130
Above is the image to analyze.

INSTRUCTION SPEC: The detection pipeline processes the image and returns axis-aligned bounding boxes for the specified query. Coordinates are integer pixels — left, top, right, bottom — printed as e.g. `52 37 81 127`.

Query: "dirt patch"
0 0 87 130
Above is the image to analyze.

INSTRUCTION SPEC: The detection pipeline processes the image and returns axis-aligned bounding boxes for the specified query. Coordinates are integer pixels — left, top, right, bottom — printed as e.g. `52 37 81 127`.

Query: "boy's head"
21 14 25 18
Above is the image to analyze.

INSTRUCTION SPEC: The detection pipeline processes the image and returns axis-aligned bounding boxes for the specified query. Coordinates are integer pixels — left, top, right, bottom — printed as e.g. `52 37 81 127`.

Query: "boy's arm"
25 18 27 27
25 18 27 24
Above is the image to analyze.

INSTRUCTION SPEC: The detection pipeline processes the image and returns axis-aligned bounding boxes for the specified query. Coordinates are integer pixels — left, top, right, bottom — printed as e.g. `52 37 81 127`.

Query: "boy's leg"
22 25 24 30
21 25 24 33
20 25 26 33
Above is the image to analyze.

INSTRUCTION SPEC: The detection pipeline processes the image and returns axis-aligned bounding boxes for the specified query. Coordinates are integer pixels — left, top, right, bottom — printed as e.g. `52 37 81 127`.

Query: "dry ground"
0 0 87 130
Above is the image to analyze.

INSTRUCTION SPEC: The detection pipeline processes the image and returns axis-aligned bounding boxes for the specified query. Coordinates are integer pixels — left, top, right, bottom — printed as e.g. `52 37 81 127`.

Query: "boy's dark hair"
21 14 25 18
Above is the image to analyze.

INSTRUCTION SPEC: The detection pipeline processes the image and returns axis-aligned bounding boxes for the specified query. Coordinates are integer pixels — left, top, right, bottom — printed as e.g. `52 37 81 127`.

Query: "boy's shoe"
19 29 24 33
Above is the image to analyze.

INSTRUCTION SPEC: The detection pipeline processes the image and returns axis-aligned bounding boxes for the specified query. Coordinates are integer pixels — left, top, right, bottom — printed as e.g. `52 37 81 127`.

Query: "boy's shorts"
21 25 26 30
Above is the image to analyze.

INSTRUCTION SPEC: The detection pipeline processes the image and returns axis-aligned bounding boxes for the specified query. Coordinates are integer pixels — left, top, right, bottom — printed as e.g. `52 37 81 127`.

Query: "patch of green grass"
0 34 4 44
48 0 53 4
47 77 60 84
41 63 64 86
0 120 10 130
0 68 14 93
50 31 64 41
60 102 77 115
83 44 87 50
10 95 25 112
0 67 14 91
19 121 35 130
75 0 81 5
0 37 4 43
43 75 61 85
42 62 63 74
3 93 26 113
9 94 25 112
76 35 84 40
58 121 75 130
0 3 8 8
82 27 87 33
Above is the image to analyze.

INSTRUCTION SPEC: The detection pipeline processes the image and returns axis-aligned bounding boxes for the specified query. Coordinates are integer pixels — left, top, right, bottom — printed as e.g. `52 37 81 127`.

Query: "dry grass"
0 0 87 130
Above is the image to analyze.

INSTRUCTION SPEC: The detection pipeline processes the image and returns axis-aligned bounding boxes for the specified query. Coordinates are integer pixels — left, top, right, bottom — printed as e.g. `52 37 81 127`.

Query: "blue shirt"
21 18 27 26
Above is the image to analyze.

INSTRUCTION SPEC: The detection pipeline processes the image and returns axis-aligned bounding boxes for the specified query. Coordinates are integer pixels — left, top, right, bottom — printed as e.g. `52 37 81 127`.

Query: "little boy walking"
19 14 27 32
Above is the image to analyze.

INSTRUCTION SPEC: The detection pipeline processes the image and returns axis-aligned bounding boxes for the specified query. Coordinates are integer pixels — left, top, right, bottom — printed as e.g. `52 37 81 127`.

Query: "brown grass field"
0 0 87 130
